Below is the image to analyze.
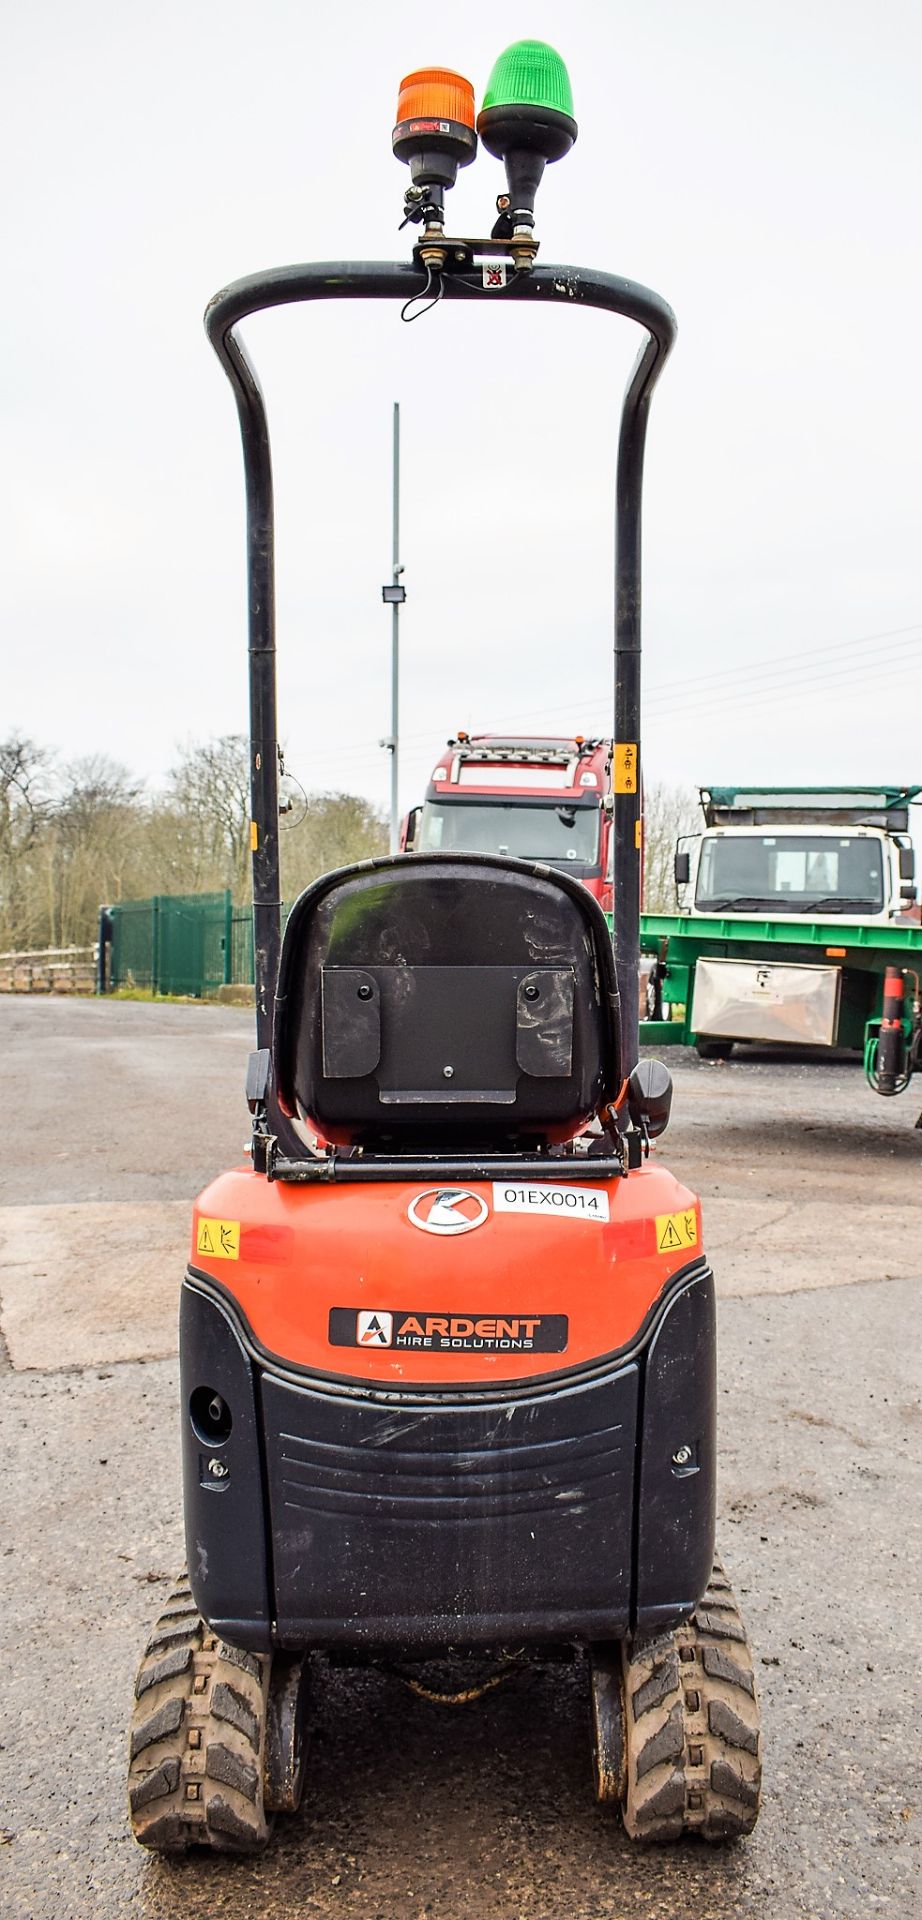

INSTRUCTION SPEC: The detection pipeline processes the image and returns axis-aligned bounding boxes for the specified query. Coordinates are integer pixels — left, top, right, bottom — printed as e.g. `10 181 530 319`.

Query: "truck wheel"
695 1040 734 1061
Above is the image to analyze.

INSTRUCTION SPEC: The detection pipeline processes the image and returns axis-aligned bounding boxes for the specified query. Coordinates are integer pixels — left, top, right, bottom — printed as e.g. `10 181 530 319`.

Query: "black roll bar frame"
205 259 676 1084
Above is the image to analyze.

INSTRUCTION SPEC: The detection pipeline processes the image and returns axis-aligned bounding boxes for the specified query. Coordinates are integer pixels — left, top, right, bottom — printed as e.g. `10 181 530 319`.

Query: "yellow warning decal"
196 1218 240 1261
613 743 638 793
635 817 643 849
655 1209 698 1255
250 820 258 851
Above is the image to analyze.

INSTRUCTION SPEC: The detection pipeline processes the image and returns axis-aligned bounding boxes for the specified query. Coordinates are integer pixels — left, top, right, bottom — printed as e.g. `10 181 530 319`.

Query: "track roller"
591 1554 762 1843
128 1575 286 1853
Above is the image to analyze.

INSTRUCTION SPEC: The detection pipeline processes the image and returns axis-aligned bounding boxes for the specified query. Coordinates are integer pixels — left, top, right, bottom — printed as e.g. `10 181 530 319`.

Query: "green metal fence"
229 903 255 989
108 891 257 997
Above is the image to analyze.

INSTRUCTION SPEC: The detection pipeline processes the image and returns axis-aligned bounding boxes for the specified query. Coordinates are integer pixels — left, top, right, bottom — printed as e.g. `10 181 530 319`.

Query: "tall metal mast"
381 401 405 852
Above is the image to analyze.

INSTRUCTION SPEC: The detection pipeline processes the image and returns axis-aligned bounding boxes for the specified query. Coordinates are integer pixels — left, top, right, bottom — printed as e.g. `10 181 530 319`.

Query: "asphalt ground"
1 996 920 1920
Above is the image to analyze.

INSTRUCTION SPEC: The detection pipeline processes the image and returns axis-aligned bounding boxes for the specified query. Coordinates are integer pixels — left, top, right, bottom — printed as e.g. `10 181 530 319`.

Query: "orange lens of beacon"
395 69 476 130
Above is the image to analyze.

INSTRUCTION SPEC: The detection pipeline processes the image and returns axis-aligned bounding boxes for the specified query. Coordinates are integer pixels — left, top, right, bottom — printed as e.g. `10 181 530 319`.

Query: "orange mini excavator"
128 40 762 1850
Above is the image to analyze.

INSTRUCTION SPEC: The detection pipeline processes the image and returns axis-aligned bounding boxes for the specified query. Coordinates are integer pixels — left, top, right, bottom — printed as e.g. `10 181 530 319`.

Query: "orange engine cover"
191 1163 704 1386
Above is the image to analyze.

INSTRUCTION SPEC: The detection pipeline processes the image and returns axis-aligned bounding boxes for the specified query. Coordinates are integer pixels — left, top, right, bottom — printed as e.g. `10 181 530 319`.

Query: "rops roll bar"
205 260 676 1083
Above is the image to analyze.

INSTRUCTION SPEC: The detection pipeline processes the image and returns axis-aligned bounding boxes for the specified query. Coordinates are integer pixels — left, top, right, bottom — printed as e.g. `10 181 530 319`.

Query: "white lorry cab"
674 787 919 928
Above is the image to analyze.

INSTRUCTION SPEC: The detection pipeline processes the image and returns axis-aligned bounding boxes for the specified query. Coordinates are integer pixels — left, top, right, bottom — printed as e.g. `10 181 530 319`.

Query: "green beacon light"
477 40 577 234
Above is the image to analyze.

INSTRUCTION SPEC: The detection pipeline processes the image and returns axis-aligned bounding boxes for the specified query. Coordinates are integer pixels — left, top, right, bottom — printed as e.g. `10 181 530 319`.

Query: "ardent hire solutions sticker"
492 1183 610 1222
329 1309 568 1354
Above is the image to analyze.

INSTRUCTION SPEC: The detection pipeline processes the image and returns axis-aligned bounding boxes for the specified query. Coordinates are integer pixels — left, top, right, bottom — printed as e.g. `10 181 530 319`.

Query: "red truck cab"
403 735 614 913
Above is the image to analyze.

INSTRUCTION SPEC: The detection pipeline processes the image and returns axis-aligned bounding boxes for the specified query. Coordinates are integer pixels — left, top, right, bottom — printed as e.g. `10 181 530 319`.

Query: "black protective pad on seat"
273 854 620 1150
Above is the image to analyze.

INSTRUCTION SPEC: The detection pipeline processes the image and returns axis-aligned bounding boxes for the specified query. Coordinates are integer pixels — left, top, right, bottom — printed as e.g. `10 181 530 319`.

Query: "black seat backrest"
273 854 620 1152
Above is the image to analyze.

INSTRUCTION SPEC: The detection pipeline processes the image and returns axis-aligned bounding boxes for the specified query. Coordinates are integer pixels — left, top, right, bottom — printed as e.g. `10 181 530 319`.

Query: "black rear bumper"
180 1265 716 1653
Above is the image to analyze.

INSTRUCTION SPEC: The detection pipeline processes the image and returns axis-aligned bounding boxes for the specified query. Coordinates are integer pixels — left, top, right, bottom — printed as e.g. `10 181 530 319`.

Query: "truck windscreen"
695 834 885 913
419 801 600 867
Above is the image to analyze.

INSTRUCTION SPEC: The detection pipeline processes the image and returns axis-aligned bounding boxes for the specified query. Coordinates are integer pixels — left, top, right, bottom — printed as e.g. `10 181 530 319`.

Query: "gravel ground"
0 997 919 1920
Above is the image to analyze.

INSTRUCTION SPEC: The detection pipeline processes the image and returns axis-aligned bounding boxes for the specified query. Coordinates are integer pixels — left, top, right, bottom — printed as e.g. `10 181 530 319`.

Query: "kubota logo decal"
407 1188 489 1236
329 1309 568 1354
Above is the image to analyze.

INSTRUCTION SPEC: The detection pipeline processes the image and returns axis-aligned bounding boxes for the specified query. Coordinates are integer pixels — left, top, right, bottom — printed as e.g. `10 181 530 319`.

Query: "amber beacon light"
392 68 477 193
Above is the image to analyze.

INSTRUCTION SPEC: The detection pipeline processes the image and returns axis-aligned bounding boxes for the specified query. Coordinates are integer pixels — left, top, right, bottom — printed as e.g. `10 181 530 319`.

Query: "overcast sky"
4 0 921 828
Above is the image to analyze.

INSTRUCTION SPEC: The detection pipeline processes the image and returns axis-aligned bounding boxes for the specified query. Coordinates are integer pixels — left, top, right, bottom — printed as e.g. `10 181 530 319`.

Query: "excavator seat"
272 853 621 1151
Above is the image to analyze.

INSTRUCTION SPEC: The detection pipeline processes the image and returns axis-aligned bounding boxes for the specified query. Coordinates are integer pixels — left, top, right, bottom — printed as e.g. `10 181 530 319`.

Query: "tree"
281 790 388 898
47 756 142 945
0 735 52 950
0 729 389 951
642 781 700 913
166 736 252 897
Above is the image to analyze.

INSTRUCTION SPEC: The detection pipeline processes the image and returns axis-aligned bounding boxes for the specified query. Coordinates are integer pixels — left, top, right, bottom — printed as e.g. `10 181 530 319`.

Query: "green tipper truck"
639 786 922 1103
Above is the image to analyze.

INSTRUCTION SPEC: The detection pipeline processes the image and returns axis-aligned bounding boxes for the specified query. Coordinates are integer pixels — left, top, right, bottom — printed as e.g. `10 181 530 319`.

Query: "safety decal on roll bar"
492 1183 610 1222
613 743 638 793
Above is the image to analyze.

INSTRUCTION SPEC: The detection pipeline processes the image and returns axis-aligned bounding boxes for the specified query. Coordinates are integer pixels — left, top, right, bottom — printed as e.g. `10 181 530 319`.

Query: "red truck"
402 733 614 913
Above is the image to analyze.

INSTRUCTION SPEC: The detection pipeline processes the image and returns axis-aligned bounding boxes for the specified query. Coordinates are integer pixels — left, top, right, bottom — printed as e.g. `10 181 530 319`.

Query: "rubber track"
621 1554 762 1842
127 1575 272 1853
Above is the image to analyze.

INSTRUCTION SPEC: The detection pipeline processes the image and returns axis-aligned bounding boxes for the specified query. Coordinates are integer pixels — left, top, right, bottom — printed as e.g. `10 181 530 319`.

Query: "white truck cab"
675 787 918 926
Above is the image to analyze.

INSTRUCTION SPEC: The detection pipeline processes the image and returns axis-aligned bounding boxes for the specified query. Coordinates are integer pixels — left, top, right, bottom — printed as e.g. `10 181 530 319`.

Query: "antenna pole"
390 403 400 851
380 403 406 851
